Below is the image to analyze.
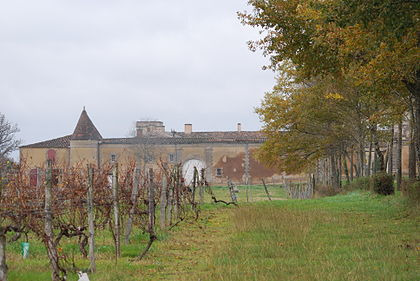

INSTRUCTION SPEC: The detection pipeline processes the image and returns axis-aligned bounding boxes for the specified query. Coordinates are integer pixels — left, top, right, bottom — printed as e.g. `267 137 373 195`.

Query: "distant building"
20 109 283 185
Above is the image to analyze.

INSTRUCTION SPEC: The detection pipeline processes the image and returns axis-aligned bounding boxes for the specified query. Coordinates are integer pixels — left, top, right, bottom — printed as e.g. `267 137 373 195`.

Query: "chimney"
184 123 192 134
237 123 242 132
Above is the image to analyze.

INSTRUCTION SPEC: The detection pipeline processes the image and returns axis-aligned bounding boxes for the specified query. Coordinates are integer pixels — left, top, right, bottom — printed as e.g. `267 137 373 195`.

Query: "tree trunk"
0 229 7 281
396 121 403 190
409 106 417 179
343 154 350 184
112 163 120 258
374 141 385 173
338 154 342 188
350 149 354 181
415 94 420 178
87 165 96 273
359 141 365 177
388 126 394 175
404 71 420 178
409 134 417 179
330 153 339 189
367 141 373 177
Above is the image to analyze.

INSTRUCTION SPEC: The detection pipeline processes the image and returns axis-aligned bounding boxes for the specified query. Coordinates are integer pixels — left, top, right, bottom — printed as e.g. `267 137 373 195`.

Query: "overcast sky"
1 0 275 158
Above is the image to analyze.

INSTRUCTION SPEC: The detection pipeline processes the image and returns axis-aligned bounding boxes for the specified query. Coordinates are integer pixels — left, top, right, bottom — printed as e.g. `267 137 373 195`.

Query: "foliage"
313 184 340 198
240 0 419 177
370 172 394 195
344 176 370 191
401 179 420 205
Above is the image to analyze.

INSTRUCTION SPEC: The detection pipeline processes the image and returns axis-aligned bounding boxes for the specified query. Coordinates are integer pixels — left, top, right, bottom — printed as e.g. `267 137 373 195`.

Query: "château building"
20 109 283 185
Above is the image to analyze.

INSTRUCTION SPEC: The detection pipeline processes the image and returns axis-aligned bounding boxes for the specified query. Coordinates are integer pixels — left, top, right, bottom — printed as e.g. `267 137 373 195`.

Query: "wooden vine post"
261 178 272 201
112 163 121 258
87 165 96 272
44 160 62 281
199 168 205 204
160 175 167 230
125 167 140 244
137 168 157 260
165 171 173 227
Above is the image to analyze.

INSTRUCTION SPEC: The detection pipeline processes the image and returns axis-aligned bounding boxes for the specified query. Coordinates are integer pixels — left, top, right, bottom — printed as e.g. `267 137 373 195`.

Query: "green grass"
197 191 419 281
4 188 419 280
203 184 286 204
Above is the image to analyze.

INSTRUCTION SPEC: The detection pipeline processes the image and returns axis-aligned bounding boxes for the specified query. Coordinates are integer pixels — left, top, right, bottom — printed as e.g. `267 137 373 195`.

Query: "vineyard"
0 160 285 281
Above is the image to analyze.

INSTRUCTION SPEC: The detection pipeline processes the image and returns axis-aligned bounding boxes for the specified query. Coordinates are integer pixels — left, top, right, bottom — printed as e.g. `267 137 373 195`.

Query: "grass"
203 184 286 204
6 206 234 281
4 187 419 280
196 191 419 281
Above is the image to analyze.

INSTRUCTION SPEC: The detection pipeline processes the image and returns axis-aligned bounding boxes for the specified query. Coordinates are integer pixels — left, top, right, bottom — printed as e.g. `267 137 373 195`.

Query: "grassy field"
197 192 419 281
4 187 419 280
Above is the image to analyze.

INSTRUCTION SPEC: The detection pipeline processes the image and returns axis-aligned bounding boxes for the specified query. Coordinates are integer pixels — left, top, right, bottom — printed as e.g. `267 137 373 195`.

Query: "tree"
240 0 419 180
0 113 20 162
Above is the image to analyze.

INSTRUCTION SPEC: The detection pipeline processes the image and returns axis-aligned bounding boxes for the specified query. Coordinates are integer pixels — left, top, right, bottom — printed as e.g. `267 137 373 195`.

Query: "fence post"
87 165 96 272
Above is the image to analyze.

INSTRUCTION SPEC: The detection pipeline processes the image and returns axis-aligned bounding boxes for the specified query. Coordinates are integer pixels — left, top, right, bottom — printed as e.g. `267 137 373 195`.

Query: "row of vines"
0 160 208 281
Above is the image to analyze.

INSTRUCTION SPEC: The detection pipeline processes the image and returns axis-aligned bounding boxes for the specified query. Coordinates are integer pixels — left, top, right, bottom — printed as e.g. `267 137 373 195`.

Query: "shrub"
344 176 370 191
401 180 420 205
314 185 340 198
370 172 394 195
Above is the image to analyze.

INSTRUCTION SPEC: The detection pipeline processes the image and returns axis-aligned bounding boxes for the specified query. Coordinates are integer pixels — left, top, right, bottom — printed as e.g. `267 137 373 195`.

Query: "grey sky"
0 0 274 158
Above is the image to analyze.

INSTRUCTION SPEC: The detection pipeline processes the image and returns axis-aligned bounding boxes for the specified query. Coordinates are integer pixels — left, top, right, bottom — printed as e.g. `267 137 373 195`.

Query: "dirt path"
137 207 233 280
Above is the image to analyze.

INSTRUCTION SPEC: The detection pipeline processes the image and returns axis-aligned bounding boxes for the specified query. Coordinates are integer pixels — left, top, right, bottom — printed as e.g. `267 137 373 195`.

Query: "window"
30 168 38 187
47 149 56 163
169 153 175 162
145 153 154 163
111 154 116 162
216 168 223 177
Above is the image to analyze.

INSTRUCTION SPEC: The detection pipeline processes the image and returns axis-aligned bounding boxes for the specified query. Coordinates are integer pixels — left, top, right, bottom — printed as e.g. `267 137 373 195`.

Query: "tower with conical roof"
69 108 102 166
71 108 102 141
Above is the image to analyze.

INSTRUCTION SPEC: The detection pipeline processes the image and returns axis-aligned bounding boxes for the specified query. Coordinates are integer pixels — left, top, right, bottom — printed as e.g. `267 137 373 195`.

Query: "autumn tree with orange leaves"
240 0 419 187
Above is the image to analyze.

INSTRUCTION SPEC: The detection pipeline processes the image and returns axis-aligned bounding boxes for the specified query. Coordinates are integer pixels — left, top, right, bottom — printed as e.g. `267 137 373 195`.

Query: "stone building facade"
20 109 283 185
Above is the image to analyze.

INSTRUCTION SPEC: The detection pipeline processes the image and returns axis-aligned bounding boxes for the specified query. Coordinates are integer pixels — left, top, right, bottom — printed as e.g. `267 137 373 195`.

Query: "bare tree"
0 113 20 165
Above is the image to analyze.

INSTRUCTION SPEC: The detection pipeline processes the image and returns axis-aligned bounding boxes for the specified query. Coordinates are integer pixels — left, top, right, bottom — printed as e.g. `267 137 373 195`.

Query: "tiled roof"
21 131 265 148
20 108 266 149
71 109 102 140
101 131 266 145
20 135 72 148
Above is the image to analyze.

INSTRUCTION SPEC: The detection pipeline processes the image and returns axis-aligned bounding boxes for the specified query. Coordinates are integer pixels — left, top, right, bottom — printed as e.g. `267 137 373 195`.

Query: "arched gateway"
182 159 206 186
